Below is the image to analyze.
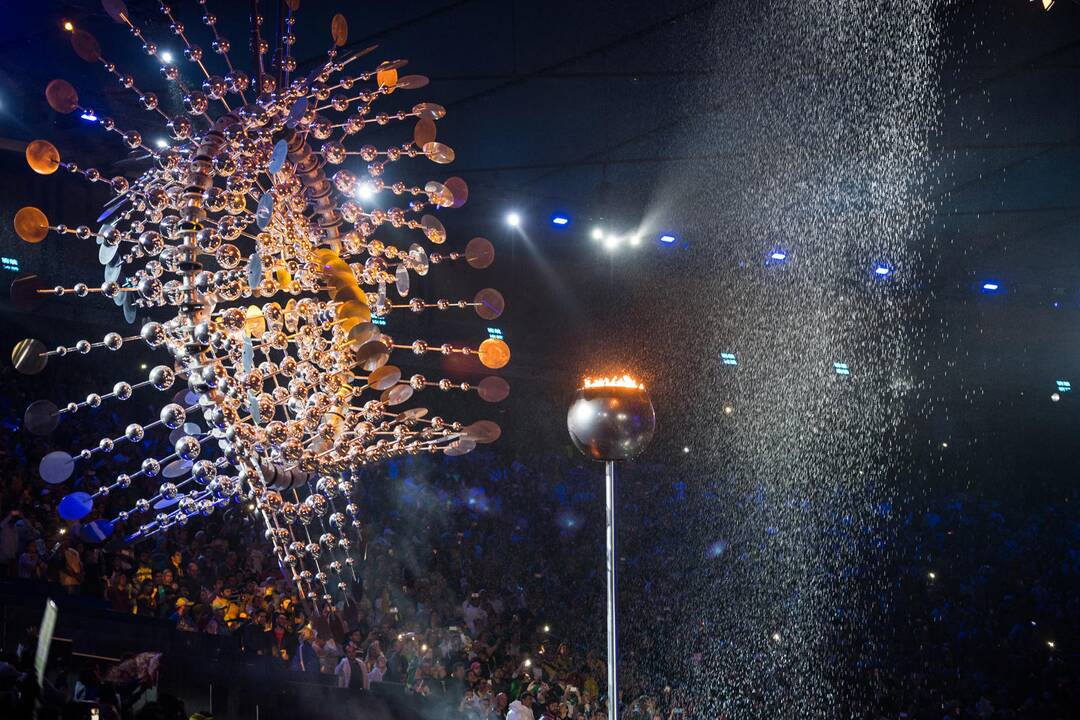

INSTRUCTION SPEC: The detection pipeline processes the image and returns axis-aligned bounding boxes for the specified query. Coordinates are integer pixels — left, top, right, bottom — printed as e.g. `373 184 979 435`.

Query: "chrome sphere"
567 385 656 461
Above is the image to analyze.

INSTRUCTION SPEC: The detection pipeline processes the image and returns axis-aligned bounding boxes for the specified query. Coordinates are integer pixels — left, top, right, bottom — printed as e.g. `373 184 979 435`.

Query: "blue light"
80 110 97 121
874 264 891 276
982 281 1001 292
833 362 850 376
1 257 19 272
720 352 738 366
659 234 677 245
1056 379 1071 392
770 251 787 262
551 214 569 226
371 316 386 326
486 327 503 339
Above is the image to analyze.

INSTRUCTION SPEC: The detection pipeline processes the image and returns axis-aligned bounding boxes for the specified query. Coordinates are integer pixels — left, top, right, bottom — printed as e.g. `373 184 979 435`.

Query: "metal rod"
605 459 619 720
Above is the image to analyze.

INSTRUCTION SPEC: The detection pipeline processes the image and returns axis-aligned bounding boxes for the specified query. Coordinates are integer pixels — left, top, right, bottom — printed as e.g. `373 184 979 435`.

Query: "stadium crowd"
1 359 1079 720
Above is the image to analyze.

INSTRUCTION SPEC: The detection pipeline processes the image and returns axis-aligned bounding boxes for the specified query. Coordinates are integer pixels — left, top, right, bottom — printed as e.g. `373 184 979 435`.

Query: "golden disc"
478 338 510 369
376 67 399 90
71 29 102 62
25 140 60 175
14 207 49 244
414 118 437 148
244 305 267 337
422 142 455 165
331 14 348 47
45 79 79 114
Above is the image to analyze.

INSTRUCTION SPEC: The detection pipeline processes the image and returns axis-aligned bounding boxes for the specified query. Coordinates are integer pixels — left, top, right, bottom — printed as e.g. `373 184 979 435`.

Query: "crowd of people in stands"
2 358 1080 720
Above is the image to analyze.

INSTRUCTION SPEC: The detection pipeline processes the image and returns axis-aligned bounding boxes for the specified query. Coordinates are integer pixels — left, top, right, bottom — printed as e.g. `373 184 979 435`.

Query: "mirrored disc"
163 459 193 479
396 74 430 90
58 492 93 521
462 420 501 444
103 261 123 284
97 223 118 248
26 140 60 175
348 322 380 348
401 407 428 421
269 139 289 174
421 214 446 244
102 0 128 23
381 383 414 406
422 142 455 165
474 288 505 320
354 339 390 372
395 265 410 297
444 437 476 457
11 274 48 311
478 338 510 369
122 291 137 324
444 177 469 208
183 422 202 436
466 237 495 269
255 193 274 230
25 399 60 435
99 241 119 265
71 30 102 62
242 335 255 370
409 244 429 275
45 79 79 113
331 13 348 46
286 97 309 128
39 450 74 484
414 118 437 147
413 102 446 120
478 376 510 403
368 365 401 391
247 252 264 287
12 338 48 375
153 496 180 509
80 519 115 543
15 207 49 243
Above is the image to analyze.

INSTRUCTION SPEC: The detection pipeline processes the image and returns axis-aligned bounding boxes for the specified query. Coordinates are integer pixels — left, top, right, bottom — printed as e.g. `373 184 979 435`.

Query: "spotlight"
981 281 1001 292
160 50 174 64
80 110 98 121
769 251 787 262
628 233 642 247
1047 640 1056 649
682 446 690 454
873 263 892 277
928 571 936 580
603 234 621 251
140 363 148 370
62 20 74 32
543 625 550 633
356 181 375 201
591 227 604 241
505 211 521 228
155 138 169 149
659 233 677 245
551 214 569 227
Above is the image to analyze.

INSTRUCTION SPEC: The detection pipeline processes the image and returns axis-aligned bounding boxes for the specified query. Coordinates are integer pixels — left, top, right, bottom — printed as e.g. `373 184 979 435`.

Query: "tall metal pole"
605 460 619 720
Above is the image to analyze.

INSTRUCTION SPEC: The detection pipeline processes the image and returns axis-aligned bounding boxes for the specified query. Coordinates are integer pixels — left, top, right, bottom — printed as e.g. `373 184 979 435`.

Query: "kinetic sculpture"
10 0 510 611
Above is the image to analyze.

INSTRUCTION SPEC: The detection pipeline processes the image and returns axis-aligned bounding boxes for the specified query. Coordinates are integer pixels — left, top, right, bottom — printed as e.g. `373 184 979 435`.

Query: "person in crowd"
334 642 369 690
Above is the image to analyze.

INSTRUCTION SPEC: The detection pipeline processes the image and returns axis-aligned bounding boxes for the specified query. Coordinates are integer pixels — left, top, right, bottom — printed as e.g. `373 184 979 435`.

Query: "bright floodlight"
356 181 375 201
506 211 521 228
770 251 787 261
659 233 677 245
603 234 621 251
591 227 604 241
161 50 174 64
155 138 169 149
551 214 569 226
628 234 642 247
982 281 1000 292
874 263 891 276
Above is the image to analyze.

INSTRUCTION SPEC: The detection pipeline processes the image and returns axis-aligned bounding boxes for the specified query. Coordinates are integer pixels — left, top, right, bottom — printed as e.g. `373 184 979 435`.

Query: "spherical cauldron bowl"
567 384 656 461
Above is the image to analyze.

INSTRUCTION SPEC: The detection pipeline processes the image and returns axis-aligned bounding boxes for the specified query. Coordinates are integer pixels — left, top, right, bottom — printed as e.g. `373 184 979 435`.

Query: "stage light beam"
506 211 521 228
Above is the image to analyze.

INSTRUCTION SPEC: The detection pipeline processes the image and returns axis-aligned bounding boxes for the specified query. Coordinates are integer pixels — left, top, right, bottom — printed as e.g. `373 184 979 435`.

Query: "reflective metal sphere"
567 385 656 461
